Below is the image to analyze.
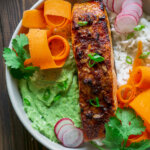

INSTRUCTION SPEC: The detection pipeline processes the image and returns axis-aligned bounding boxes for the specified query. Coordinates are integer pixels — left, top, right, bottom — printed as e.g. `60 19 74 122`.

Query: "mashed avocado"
19 48 81 142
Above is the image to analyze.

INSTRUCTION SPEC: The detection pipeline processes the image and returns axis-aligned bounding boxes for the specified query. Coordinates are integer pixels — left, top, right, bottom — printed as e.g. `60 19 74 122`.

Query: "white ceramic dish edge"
5 0 97 150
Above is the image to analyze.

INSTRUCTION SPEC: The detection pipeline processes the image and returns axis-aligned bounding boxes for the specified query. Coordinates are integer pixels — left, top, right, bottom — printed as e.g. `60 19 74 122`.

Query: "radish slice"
107 0 114 11
120 10 140 23
62 128 84 148
54 118 74 135
122 0 142 9
57 124 75 142
113 0 124 14
115 14 138 33
103 0 107 6
122 3 143 17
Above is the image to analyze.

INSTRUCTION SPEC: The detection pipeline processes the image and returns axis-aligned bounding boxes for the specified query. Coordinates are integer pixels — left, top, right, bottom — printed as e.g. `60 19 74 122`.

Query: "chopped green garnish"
101 108 149 150
24 98 31 106
54 94 61 102
139 51 150 59
134 25 145 31
127 33 134 39
88 53 104 67
126 56 132 64
3 34 38 79
57 80 67 90
89 97 100 107
43 88 50 100
78 21 88 27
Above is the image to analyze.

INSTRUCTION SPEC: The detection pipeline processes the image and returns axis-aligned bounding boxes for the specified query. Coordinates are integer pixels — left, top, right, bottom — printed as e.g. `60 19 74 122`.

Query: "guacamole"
19 48 81 142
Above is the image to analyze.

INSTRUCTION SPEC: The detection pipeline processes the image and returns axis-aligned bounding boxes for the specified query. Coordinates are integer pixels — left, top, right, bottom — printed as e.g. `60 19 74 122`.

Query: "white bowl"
6 0 97 150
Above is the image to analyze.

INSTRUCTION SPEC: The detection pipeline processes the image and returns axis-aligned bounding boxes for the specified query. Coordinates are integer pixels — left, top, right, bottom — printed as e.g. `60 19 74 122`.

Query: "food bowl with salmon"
4 0 150 149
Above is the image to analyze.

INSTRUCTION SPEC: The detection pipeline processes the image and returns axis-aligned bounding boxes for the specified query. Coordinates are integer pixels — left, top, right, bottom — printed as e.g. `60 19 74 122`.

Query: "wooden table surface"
0 0 48 149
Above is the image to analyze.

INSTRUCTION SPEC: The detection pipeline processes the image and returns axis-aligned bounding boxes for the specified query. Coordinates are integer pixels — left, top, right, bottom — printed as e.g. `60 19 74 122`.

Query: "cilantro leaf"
12 34 29 60
116 108 145 141
123 140 150 150
98 108 149 150
3 34 38 79
3 48 22 69
103 120 123 149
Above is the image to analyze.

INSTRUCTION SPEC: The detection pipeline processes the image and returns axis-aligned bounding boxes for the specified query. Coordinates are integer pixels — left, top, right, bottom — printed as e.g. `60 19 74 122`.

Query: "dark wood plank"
0 0 48 149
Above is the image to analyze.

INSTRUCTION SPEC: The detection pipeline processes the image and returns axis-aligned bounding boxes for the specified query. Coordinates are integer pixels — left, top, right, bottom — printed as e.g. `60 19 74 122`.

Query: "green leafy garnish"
134 25 145 31
78 21 88 27
3 34 38 79
127 33 134 40
126 56 132 64
54 93 61 102
43 88 51 100
89 97 100 107
57 80 67 90
88 53 104 67
139 51 150 59
23 98 31 106
101 108 148 150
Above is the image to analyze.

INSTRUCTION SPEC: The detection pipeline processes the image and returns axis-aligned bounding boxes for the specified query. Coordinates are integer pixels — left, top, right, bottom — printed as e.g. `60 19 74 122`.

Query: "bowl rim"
5 1 97 150
5 0 77 150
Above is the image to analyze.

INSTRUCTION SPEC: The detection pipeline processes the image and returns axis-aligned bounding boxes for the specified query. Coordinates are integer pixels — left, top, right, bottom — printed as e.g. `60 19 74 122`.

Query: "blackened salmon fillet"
72 1 117 141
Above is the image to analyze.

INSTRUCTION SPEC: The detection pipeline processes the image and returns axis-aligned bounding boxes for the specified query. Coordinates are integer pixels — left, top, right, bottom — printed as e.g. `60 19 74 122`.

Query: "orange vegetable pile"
22 0 72 69
117 41 150 143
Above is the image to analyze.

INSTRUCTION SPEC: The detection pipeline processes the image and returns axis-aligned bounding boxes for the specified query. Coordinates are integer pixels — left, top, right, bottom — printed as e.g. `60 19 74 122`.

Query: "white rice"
110 12 150 86
94 12 150 146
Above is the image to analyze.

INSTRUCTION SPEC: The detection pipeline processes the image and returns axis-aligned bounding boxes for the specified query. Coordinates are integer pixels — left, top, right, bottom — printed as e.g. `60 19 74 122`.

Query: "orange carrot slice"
48 35 70 61
24 29 65 69
133 66 150 89
128 41 143 85
129 89 150 125
127 131 149 146
133 41 143 70
44 0 71 28
117 84 136 104
22 10 47 29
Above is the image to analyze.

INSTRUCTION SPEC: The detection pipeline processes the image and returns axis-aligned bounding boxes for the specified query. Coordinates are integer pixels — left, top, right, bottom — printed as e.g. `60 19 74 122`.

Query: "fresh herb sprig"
93 108 150 150
3 34 38 79
139 51 150 59
134 25 145 31
88 53 104 67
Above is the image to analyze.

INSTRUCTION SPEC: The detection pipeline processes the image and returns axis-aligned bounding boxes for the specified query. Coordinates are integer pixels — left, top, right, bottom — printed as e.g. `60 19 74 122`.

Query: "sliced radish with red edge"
107 0 114 11
62 128 84 148
113 0 124 14
57 124 75 142
54 118 74 135
122 3 143 17
115 14 138 33
120 10 140 23
122 0 142 9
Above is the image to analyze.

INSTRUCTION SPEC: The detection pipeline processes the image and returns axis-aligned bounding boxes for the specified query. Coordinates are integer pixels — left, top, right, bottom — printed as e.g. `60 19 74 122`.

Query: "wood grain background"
0 0 48 149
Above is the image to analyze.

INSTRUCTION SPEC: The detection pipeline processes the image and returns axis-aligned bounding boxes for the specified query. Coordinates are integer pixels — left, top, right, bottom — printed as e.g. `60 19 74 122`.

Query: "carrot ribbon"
22 10 47 29
44 0 71 28
24 29 70 69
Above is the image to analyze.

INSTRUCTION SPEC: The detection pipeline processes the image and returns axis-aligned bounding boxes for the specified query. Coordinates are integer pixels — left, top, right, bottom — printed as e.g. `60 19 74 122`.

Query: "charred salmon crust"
72 1 117 141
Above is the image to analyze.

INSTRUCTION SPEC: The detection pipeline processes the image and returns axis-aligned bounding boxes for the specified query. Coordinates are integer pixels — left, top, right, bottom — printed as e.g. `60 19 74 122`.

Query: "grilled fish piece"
72 1 117 141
